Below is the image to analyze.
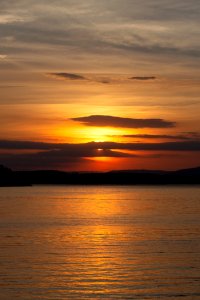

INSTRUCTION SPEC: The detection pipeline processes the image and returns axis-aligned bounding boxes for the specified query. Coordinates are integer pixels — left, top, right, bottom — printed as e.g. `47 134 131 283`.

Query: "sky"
0 0 200 171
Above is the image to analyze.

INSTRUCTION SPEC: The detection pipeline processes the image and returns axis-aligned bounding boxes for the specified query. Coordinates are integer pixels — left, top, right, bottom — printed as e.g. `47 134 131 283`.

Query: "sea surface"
0 185 200 300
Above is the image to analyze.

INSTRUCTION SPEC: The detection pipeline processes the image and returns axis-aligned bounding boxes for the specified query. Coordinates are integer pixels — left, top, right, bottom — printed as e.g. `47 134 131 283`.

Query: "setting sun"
84 127 124 142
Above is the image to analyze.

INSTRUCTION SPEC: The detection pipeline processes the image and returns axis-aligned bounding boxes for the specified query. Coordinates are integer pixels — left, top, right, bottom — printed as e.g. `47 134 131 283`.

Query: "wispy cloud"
48 72 112 84
48 72 158 84
0 14 24 24
49 73 86 81
0 54 7 60
1 0 200 75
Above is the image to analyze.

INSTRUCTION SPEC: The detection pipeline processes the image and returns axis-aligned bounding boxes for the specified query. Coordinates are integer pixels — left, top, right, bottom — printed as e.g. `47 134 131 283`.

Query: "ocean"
0 185 200 299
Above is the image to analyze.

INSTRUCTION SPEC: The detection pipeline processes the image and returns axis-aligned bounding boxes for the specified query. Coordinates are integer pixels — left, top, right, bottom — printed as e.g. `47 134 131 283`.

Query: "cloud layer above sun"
1 0 200 74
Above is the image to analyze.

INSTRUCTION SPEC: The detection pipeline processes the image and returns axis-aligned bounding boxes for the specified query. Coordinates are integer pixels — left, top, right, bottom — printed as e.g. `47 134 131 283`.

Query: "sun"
84 127 123 142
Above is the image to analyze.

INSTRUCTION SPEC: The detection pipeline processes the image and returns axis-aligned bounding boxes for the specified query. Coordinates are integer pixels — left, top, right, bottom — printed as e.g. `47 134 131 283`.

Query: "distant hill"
0 165 200 186
173 166 200 176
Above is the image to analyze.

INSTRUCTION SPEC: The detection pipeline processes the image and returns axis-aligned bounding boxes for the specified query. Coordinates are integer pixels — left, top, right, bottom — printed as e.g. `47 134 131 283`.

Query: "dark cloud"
99 80 110 84
71 115 176 128
1 140 200 153
49 73 86 81
183 132 200 138
0 153 85 171
48 72 112 84
119 133 199 140
0 140 57 150
129 76 156 80
0 140 133 156
0 143 132 170
0 139 200 170
97 141 200 151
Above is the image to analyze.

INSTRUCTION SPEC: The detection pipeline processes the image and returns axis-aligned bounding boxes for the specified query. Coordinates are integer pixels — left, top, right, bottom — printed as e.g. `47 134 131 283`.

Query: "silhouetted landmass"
0 165 31 186
0 165 200 186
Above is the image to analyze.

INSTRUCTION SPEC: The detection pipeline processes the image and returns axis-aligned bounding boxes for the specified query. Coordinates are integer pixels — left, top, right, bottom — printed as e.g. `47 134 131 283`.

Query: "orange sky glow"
0 1 200 171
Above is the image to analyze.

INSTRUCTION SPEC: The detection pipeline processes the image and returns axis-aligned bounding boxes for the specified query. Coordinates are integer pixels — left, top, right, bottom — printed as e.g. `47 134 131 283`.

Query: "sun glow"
85 127 124 142
54 125 126 143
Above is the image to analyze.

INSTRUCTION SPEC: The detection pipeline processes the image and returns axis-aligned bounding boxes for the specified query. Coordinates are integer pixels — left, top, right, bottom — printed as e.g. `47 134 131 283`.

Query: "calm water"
0 185 200 300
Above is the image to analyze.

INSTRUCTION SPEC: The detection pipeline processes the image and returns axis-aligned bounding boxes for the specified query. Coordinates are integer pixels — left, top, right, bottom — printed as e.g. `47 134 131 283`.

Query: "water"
0 185 200 299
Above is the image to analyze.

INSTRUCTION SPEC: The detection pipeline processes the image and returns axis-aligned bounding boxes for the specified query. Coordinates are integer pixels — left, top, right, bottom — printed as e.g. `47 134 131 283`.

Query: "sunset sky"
0 0 200 171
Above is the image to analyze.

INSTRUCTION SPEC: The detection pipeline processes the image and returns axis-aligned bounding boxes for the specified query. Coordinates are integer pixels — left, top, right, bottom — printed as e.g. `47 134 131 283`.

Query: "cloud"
0 14 25 24
1 0 200 85
49 72 86 81
0 140 57 150
97 141 200 151
0 140 133 156
98 79 111 84
0 139 197 151
0 54 7 60
119 133 200 140
48 72 112 84
0 139 199 152
0 153 86 171
48 72 158 84
71 115 176 128
129 76 156 80
0 139 200 170
183 132 200 138
0 142 132 170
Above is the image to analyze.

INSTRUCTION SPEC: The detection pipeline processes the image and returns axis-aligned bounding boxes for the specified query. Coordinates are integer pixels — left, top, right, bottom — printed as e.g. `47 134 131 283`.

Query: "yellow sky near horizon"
1 75 200 142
